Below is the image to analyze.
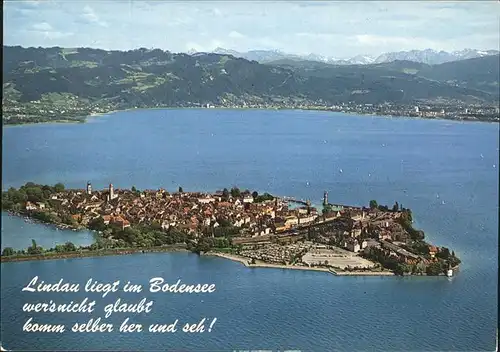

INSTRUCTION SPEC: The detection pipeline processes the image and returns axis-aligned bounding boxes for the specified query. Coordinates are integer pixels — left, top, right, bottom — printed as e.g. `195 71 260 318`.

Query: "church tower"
86 182 92 195
109 183 114 200
323 191 328 206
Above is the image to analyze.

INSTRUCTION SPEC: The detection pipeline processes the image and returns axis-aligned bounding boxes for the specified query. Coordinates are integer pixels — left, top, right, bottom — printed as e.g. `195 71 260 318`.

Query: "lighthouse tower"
446 263 453 277
86 182 92 195
323 191 328 206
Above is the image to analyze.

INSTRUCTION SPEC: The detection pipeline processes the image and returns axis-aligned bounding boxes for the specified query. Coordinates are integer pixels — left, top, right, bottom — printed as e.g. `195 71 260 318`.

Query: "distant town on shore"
3 46 499 125
1 182 461 277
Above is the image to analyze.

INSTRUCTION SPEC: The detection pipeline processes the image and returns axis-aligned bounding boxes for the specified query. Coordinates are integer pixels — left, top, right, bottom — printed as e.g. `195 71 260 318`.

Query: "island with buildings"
1 182 461 276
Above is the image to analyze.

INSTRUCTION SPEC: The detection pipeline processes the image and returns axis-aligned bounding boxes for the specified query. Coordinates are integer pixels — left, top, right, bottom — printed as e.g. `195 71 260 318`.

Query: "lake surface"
1 212 96 251
1 109 498 351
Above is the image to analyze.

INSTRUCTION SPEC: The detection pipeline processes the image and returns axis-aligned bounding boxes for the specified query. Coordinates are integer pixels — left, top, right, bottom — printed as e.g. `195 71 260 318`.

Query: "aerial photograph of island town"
1 1 498 351
2 182 462 278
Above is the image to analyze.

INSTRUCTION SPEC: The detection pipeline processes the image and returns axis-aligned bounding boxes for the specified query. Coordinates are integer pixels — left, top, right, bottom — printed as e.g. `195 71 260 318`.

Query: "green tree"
230 187 241 198
64 242 77 252
322 204 332 215
1 199 14 210
7 187 28 203
426 261 445 275
54 183 65 193
27 239 43 255
25 187 44 202
254 193 274 203
88 217 106 232
55 244 66 253
150 221 162 231
217 218 232 228
222 188 230 199
252 191 258 199
369 200 378 209
448 255 461 267
178 186 183 193
131 186 137 192
61 214 77 226
195 238 214 253
2 247 15 256
392 201 399 212
437 247 450 260
214 237 229 248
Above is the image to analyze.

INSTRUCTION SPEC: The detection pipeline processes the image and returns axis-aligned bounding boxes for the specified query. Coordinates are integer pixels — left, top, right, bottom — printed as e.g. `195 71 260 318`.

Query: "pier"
281 196 309 207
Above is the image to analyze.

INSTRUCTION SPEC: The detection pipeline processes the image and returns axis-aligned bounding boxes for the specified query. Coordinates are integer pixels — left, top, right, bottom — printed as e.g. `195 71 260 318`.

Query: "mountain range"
206 47 499 66
2 46 499 125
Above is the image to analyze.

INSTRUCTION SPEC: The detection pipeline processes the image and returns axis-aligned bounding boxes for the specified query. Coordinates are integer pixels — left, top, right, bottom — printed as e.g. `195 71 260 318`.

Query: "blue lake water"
1 213 96 251
1 109 498 351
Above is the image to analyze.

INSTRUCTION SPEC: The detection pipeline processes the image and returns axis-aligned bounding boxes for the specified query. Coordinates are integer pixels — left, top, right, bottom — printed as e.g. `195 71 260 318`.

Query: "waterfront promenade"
206 252 395 276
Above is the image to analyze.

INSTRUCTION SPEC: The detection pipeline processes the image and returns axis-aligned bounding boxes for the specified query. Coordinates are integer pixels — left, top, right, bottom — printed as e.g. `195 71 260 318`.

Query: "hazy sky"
4 1 499 58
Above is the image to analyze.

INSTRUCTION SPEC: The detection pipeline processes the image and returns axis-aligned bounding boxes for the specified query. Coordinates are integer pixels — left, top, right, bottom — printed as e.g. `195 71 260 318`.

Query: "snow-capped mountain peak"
347 55 376 65
191 47 499 66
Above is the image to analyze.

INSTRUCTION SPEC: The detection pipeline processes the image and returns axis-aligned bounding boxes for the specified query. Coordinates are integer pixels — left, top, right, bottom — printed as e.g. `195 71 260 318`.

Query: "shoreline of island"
204 251 397 276
0 245 189 263
0 245 395 276
0 244 457 278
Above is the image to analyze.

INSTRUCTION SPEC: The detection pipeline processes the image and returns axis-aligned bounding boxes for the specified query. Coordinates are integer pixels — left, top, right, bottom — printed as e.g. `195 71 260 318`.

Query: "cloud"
229 31 244 39
27 21 73 41
353 34 443 52
185 42 205 52
168 17 194 27
185 39 224 53
356 35 421 47
81 5 108 27
42 31 74 40
3 1 499 57
16 0 41 9
212 8 223 17
32 22 53 31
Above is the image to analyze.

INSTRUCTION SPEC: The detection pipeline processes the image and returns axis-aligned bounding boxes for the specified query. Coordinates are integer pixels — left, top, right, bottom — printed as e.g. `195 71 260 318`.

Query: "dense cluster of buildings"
4 95 498 125
35 183 327 238
330 102 499 121
2 97 113 125
22 182 452 272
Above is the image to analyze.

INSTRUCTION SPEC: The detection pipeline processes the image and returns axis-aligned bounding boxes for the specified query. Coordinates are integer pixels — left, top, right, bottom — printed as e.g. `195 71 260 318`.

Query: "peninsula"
1 182 461 276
